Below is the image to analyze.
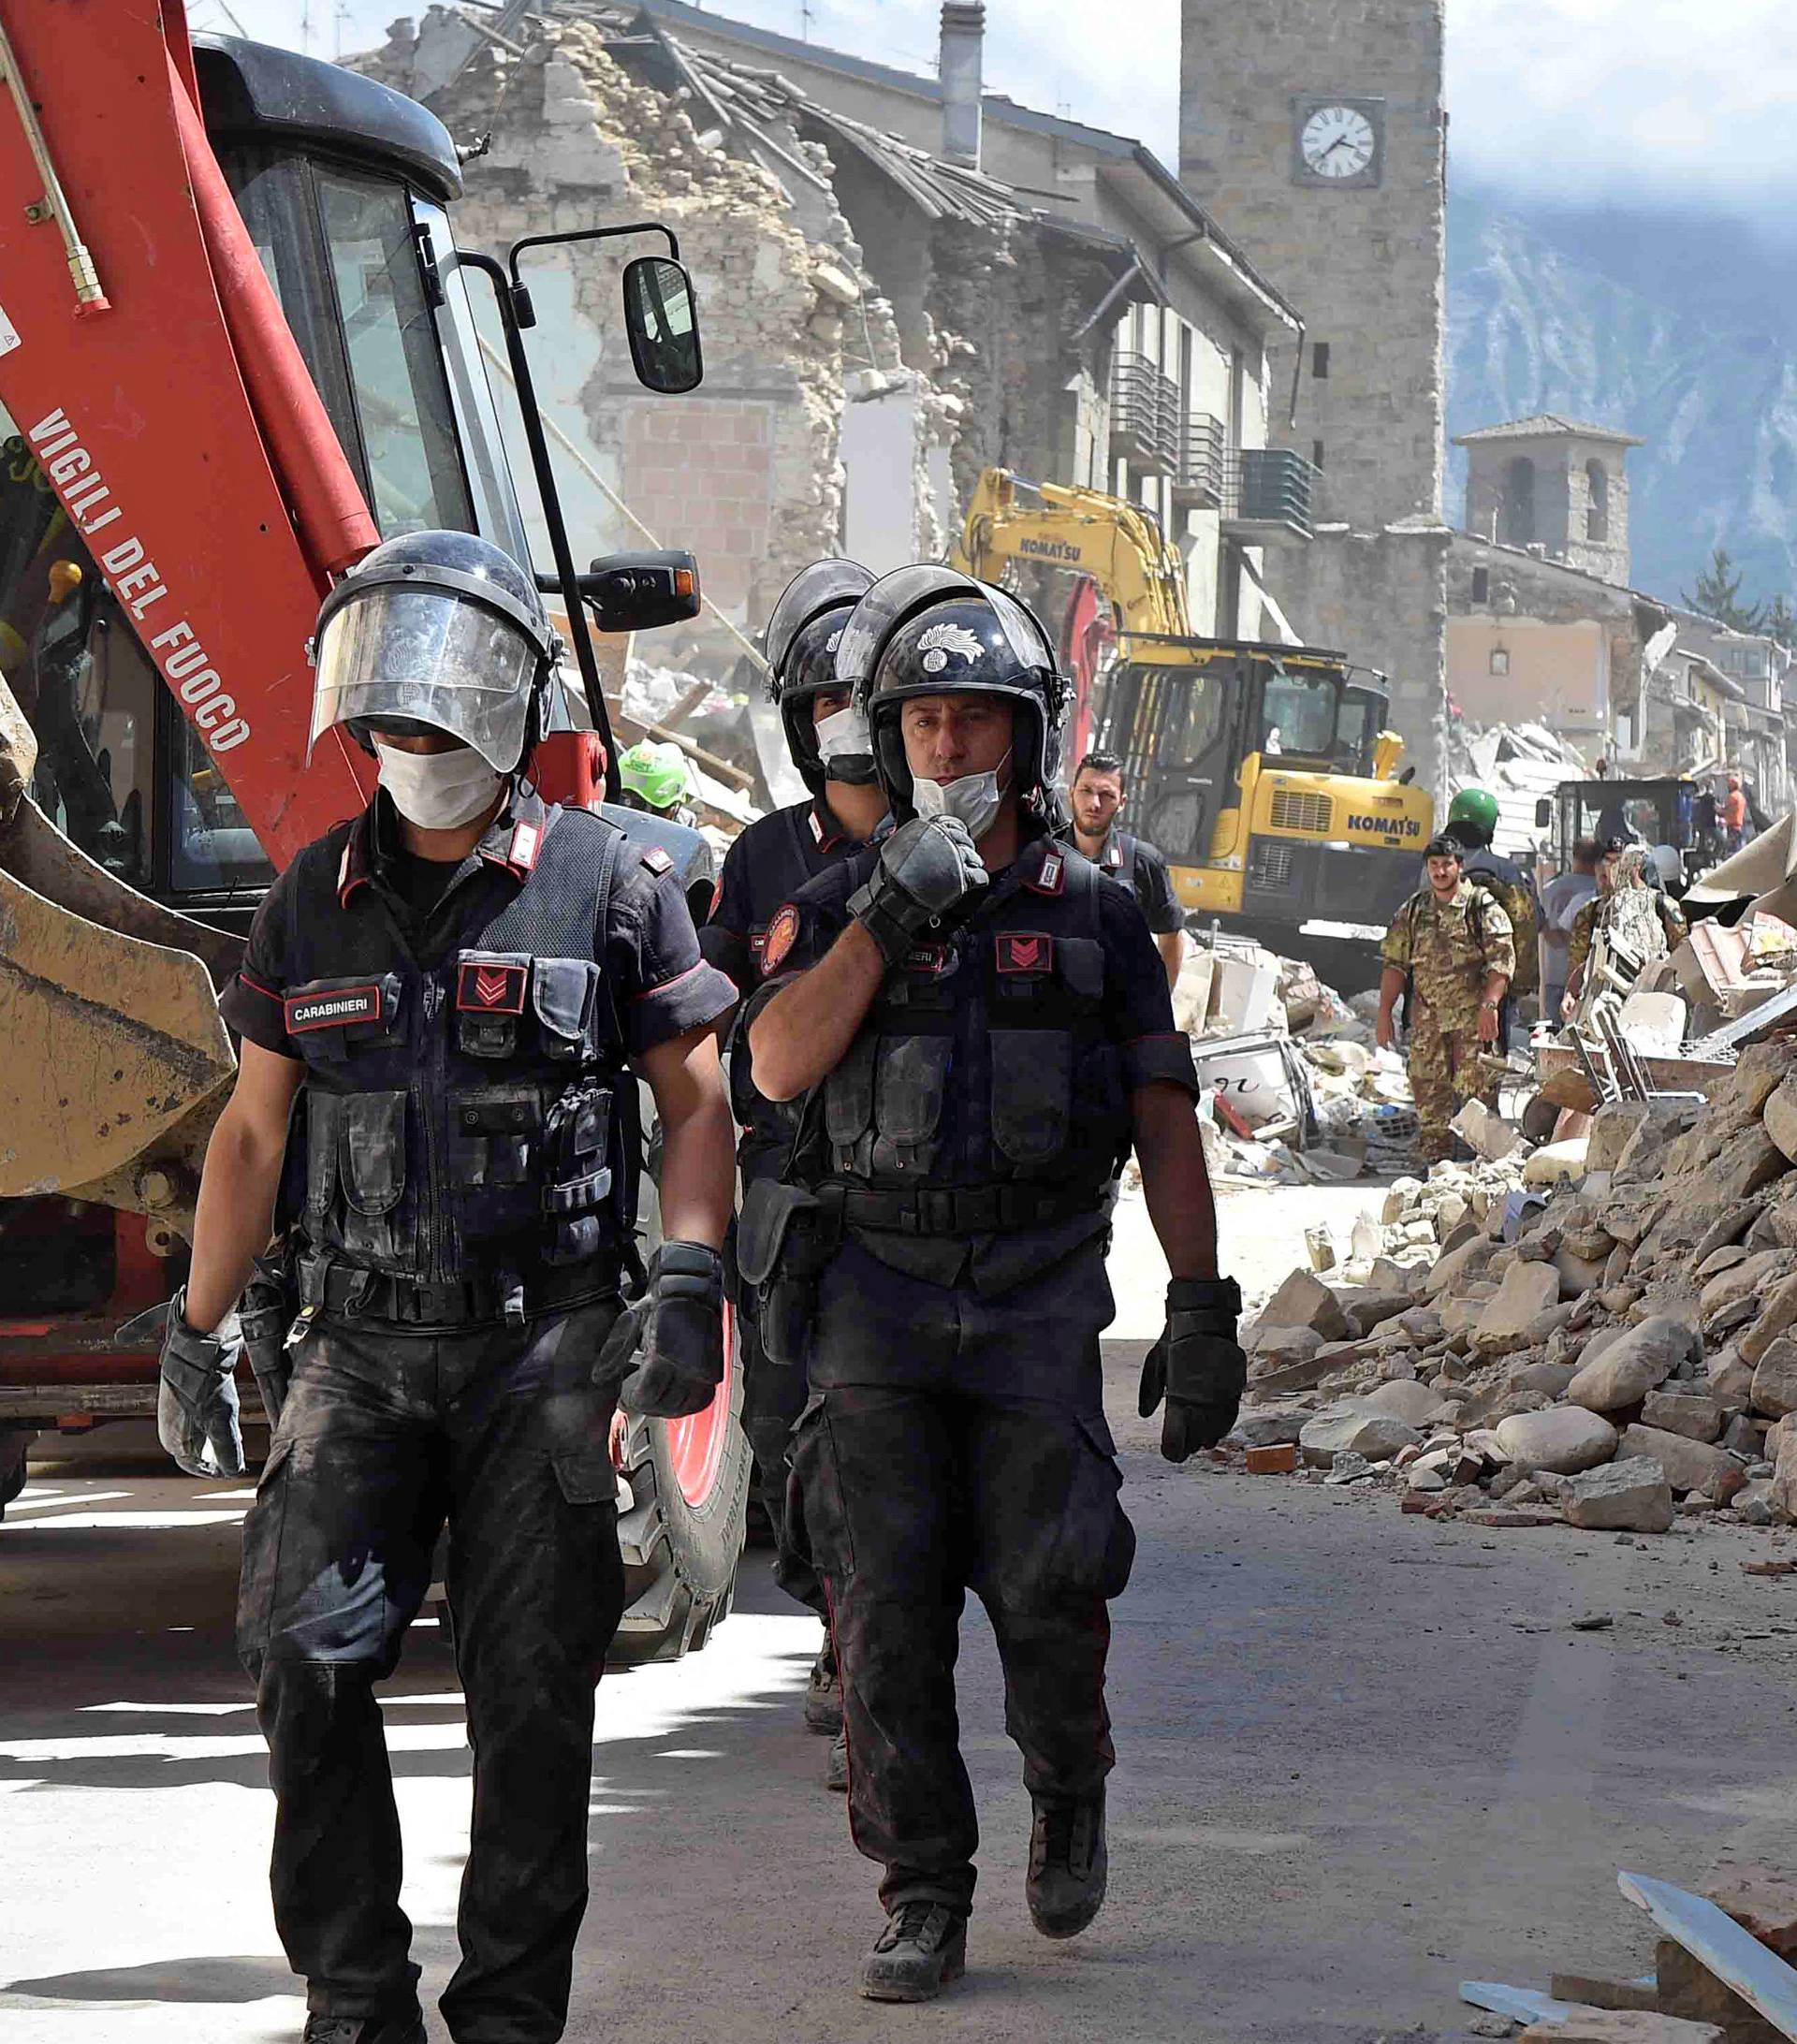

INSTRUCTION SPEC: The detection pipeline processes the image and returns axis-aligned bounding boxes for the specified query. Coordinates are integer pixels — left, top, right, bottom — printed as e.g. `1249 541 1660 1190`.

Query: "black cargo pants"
237 1295 624 2044
735 1285 825 1618
790 1233 1134 1916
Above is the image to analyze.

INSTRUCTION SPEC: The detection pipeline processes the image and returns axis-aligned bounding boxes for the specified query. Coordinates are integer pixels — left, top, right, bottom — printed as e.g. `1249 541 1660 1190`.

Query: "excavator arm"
953 467 1194 639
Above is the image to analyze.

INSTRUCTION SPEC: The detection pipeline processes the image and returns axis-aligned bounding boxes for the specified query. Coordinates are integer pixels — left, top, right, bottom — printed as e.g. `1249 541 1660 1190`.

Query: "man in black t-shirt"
1058 750 1186 987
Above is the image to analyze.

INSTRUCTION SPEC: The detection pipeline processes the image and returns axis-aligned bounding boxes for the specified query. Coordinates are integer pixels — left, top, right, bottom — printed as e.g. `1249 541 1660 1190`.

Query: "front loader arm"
0 0 375 867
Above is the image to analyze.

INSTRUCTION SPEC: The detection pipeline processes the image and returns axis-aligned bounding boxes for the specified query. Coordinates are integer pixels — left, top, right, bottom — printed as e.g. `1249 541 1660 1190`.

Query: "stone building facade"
358 0 1302 688
1177 0 1452 797
1456 414 1642 588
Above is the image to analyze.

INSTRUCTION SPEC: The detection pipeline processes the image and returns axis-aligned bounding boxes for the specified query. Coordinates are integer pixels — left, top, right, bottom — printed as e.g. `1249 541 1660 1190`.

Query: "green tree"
1683 546 1768 632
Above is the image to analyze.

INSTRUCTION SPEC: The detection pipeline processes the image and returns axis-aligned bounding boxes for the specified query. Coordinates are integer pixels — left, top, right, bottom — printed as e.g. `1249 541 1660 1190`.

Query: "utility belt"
735 1172 1107 1369
292 1250 619 1333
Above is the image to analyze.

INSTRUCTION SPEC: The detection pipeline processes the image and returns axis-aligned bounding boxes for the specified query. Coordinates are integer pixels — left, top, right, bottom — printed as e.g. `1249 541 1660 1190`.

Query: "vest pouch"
824 1032 877 1173
336 1088 410 1265
542 1082 616 1266
449 1085 544 1245
989 1029 1071 1171
532 956 600 1061
1056 936 1106 1005
870 1032 951 1177
285 973 404 1063
303 1091 344 1227
456 951 531 1059
738 1177 824 1367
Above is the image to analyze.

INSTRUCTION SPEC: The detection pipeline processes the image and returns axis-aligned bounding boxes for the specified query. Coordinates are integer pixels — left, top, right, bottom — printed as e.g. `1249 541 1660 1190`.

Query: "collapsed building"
353 2 1306 735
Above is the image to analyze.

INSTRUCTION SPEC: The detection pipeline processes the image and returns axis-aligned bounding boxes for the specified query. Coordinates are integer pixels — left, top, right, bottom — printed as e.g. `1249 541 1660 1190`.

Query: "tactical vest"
805 842 1132 1204
282 803 631 1290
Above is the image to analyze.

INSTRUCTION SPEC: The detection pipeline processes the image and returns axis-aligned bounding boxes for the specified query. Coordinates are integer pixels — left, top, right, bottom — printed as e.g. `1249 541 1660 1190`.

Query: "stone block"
1763 1073 1797 1163
1249 1325 1323 1368
1639 1391 1724 1442
1750 1338 1797 1419
1740 1274 1797 1367
1615 1424 1733 1497
1424 1234 1498 1300
1561 1455 1675 1532
1769 1413 1797 1522
1339 1289 1414 1338
1547 1976 1659 2014
1700 1251 1791 1321
1472 1263 1564 1358
1656 1937 1785 2043
1568 1316 1694 1412
1520 2016 1723 2044
1254 1268 1348 1342
1587 1100 1652 1174
1297 1407 1424 1467
1702 1851 1797 1959
1709 1344 1758 1407
1228 1411 1308 1449
1494 1407 1618 1476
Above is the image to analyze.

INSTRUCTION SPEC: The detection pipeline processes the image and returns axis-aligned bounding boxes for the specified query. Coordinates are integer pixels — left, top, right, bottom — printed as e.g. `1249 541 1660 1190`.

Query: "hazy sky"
204 0 1793 215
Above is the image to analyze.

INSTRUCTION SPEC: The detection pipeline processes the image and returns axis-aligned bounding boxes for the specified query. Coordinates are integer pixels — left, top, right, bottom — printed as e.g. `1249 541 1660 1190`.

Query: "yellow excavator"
954 468 1435 934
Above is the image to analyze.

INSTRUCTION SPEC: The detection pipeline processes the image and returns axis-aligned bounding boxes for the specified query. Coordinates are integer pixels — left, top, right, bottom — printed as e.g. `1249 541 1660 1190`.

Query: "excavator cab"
1096 636 1430 929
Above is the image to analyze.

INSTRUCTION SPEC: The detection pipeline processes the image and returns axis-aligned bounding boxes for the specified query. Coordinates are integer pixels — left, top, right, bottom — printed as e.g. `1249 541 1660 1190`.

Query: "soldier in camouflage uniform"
1442 786 1540 1014
1563 840 1687 1014
1377 834 1515 1163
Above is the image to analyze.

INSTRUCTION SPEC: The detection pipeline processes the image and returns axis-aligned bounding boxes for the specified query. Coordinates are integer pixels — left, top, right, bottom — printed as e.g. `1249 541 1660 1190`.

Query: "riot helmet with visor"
762 558 876 791
310 529 560 776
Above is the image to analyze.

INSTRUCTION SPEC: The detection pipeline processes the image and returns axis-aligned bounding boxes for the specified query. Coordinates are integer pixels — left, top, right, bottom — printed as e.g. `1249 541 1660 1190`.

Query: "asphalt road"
7 1189 1797 2043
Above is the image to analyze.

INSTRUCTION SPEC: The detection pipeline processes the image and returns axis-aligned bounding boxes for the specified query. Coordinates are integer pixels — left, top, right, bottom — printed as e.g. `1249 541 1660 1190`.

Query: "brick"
1245 1442 1298 1474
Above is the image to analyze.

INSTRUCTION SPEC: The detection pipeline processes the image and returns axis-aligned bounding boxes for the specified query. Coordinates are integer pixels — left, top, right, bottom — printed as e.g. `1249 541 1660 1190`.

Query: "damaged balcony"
1220 447 1319 545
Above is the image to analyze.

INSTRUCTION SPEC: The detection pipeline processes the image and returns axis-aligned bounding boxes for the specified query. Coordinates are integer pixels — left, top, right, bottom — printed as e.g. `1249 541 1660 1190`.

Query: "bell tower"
1177 0 1450 794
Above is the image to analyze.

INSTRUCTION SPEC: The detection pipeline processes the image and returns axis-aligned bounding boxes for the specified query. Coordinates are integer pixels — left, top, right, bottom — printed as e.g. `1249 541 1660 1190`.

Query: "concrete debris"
1228 1034 1797 1539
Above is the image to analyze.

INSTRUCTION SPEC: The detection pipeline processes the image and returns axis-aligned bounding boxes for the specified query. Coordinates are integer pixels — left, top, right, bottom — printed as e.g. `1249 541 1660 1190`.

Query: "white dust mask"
374 741 506 828
910 748 1012 840
814 702 878 783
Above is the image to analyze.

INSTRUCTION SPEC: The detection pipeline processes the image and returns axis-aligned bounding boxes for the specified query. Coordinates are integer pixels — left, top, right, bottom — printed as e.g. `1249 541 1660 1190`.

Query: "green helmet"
1447 786 1500 841
618 738 692 813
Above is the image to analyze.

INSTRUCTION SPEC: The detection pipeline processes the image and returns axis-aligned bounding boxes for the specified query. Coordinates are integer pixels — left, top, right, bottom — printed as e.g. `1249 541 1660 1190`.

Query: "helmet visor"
837 565 1051 699
310 584 540 773
764 558 876 679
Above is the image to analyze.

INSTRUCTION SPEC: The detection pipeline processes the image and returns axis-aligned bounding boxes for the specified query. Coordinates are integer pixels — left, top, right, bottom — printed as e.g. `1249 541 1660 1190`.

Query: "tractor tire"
610 1300 751 1664
0 1426 32 1518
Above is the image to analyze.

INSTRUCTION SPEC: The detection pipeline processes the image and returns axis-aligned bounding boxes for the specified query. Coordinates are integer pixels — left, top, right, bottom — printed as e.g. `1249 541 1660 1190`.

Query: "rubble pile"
1459 1854 1797 2042
1181 942 1417 1185
1228 1039 1797 1536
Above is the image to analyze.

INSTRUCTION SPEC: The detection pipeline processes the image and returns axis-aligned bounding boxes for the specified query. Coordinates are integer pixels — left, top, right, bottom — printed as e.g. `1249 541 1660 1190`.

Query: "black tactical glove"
603 1241 726 1419
1138 1275 1246 1464
847 814 988 964
156 1285 246 1479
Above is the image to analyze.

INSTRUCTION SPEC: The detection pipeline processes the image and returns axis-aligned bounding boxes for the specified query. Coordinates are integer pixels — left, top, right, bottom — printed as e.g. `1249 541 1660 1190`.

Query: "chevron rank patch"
995 931 1053 974
457 959 528 1014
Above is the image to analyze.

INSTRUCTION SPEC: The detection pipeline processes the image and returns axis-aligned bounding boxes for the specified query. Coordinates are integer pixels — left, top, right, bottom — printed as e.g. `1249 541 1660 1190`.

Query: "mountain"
1445 182 1797 610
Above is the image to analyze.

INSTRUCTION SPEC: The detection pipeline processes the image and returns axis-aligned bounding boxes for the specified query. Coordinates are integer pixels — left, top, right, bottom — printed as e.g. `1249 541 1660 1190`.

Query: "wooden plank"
1461 1980 1577 2023
1618 1871 1797 2041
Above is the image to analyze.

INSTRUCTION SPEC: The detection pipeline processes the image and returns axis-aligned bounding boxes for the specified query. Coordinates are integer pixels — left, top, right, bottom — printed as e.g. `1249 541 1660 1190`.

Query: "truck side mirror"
1535 797 1551 826
621 256 703 393
580 549 701 633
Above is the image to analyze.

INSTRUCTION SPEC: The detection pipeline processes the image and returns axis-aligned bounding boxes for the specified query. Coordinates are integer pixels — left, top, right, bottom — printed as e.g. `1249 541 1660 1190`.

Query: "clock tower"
1177 0 1450 792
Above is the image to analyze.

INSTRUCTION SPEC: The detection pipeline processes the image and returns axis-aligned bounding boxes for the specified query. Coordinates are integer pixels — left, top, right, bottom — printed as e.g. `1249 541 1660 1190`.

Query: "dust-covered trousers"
236 1296 623 2044
1407 1009 1500 1160
727 1223 824 1619
788 1233 1135 1915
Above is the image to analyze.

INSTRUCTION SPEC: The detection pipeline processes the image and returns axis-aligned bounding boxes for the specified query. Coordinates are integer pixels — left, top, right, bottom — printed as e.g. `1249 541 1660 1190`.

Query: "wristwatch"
1481 1000 1500 1012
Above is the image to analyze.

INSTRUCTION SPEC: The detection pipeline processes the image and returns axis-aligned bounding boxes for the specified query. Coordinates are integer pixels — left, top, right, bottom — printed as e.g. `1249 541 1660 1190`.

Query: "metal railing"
1109 349 1181 473
1219 447 1317 537
1173 411 1226 502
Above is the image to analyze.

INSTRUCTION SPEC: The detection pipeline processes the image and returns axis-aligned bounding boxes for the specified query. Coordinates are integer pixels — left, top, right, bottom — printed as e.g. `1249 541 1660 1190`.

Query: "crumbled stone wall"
358 11 904 638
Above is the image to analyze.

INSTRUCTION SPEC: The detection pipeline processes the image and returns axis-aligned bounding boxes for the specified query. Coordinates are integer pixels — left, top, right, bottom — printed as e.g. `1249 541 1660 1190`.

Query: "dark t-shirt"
1058 823 1185 934
222 790 733 1062
699 794 865 994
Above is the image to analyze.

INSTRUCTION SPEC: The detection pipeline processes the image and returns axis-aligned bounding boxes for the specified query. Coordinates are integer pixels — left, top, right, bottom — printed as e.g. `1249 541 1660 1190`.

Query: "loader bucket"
0 800 238 1202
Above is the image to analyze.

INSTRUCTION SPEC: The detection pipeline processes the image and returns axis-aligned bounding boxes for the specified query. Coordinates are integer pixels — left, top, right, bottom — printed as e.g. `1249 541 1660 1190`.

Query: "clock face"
1299 104 1377 182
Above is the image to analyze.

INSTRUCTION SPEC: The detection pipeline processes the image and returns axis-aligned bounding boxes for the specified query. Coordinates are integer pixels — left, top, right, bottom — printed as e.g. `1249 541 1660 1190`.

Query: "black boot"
858 1902 967 2003
804 1635 842 1736
301 2008 425 2044
1026 1790 1107 1939
825 1725 848 1792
